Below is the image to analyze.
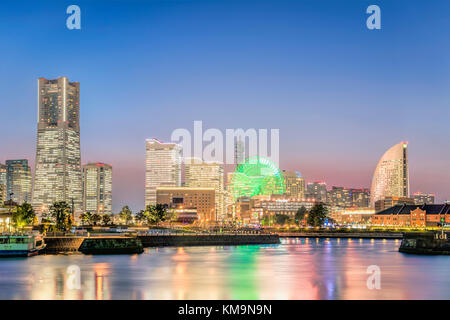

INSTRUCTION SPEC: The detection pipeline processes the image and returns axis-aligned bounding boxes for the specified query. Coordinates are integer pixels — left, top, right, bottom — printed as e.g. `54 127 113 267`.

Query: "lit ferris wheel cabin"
229 156 285 200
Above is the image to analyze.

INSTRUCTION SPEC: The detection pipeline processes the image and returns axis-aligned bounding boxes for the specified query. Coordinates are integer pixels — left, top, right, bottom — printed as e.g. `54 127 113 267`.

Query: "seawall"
137 234 281 247
44 237 85 253
43 234 281 252
399 232 450 255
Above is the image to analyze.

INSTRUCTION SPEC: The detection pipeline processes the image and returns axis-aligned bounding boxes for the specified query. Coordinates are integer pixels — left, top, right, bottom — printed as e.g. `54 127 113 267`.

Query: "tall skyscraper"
32 77 82 218
370 142 409 208
185 158 224 221
145 138 182 206
234 136 245 165
0 164 6 204
282 170 305 199
5 159 32 204
83 163 112 214
0 164 6 186
306 181 327 202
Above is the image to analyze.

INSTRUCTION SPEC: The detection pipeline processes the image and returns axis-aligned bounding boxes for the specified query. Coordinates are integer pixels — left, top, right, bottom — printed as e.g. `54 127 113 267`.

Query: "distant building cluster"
1 77 445 227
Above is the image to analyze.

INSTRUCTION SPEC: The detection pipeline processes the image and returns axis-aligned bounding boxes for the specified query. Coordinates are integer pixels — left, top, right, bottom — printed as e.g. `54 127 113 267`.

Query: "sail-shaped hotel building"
369 142 409 208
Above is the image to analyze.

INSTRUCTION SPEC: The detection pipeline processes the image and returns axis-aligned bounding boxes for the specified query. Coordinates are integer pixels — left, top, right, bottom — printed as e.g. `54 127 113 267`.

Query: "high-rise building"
223 188 235 219
0 164 6 205
0 164 6 186
306 181 327 202
82 163 112 214
0 186 5 205
327 186 351 208
350 188 370 208
370 142 409 208
282 170 305 199
32 77 82 218
145 138 182 206
185 158 224 221
5 159 32 204
412 192 435 205
234 136 245 165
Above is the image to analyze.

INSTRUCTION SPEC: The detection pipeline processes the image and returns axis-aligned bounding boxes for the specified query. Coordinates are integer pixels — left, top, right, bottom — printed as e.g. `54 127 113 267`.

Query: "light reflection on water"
0 238 449 300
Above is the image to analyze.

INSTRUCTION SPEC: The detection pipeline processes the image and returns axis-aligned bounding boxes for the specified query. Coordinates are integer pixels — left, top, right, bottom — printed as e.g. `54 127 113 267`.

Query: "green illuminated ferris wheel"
229 156 285 200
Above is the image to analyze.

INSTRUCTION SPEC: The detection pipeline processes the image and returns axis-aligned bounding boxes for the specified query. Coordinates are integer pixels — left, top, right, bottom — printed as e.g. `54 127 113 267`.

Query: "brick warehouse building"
371 204 450 227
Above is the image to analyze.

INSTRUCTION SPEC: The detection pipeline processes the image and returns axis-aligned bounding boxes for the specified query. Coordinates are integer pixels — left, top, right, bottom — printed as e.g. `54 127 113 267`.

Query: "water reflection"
0 239 449 299
228 245 259 299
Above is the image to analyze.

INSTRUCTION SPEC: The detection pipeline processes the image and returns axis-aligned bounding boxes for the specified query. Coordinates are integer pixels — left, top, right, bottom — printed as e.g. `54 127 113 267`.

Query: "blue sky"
0 0 449 211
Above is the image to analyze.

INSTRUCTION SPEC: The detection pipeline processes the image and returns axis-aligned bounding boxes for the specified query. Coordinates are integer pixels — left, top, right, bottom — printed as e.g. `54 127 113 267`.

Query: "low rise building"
236 195 318 224
371 204 450 227
169 207 198 224
156 187 215 222
412 192 435 205
374 196 415 212
331 207 375 225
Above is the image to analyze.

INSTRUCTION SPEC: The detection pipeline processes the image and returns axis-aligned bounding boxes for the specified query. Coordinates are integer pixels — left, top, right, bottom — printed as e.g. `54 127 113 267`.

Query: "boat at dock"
399 231 450 255
0 234 46 257
79 237 144 254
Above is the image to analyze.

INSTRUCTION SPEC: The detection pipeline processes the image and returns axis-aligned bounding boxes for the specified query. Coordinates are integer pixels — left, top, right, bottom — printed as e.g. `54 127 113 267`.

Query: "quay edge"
43 234 281 252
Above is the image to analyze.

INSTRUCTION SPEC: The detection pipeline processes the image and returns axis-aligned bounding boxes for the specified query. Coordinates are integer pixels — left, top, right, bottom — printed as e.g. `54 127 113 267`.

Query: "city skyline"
0 108 445 212
0 105 444 212
1 0 450 306
0 0 449 211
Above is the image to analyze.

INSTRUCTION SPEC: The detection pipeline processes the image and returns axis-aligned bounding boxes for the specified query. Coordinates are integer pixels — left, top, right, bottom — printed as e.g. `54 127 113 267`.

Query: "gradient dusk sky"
0 0 449 212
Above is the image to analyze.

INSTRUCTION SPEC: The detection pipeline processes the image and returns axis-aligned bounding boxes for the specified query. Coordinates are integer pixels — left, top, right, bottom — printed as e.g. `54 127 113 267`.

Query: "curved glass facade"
369 142 409 208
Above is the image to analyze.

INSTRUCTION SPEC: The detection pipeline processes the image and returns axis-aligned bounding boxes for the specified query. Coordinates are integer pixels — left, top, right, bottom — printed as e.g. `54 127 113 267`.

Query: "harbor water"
0 238 449 300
